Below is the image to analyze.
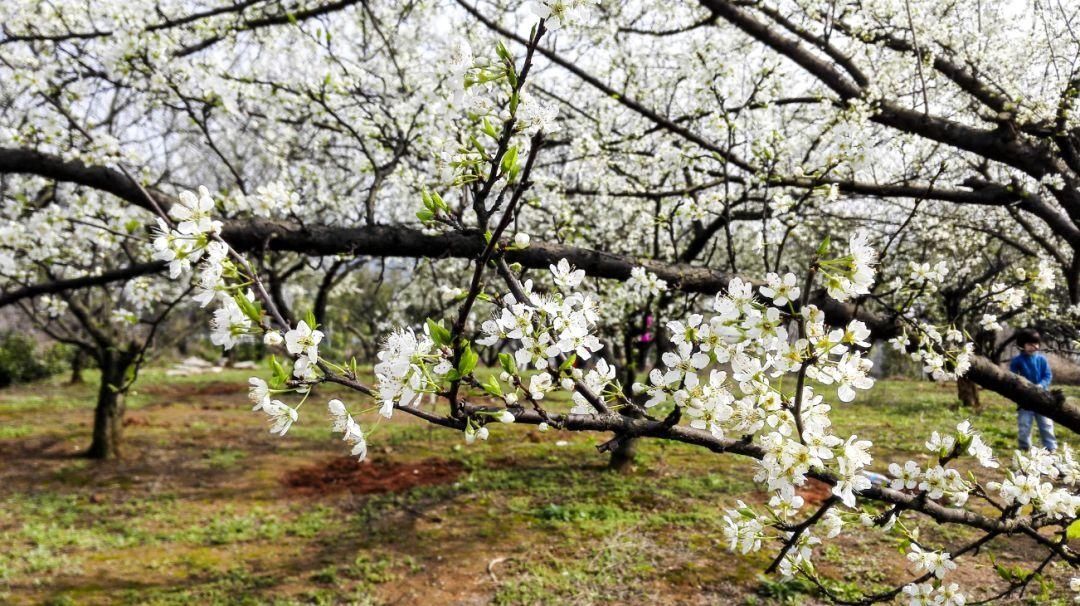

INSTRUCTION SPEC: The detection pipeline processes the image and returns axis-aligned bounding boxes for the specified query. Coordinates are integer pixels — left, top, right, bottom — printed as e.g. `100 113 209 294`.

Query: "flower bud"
538 422 550 432
264 331 283 346
514 232 531 248
498 410 515 423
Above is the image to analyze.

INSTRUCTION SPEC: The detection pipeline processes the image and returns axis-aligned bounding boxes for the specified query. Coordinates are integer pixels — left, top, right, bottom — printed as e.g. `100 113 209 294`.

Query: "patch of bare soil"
139 380 246 398
797 477 833 505
282 457 464 497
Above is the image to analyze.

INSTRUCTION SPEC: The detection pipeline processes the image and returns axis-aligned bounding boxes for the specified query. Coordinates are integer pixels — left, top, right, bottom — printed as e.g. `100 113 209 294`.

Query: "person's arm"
1009 355 1021 374
1040 356 1053 389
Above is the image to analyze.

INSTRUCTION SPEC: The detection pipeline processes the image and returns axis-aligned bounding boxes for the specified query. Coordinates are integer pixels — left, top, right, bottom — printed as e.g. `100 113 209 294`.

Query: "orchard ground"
0 368 1077 605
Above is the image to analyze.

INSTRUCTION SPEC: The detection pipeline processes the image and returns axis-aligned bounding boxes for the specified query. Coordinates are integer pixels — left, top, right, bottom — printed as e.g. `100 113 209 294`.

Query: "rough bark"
86 350 134 459
607 436 639 473
69 349 85 385
957 377 981 411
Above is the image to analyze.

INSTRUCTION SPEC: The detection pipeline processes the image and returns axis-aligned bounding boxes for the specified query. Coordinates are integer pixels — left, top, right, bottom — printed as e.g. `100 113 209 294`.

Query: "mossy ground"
0 368 1077 604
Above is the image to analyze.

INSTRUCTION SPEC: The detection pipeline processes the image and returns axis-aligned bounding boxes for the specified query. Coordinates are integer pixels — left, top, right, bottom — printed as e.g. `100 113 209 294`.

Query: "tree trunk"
608 316 652 473
69 349 85 385
957 377 981 411
86 352 131 459
608 435 639 473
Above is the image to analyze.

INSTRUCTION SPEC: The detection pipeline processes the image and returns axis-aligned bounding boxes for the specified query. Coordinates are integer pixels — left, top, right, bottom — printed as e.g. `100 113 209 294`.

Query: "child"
1009 329 1056 452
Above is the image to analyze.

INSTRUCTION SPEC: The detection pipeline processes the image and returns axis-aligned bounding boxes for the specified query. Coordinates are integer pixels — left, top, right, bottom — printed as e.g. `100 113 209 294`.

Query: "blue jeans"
1018 409 1057 451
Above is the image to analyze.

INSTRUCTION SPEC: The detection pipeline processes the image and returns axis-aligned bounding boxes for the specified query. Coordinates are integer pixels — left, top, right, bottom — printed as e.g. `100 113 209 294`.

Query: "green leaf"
498 352 517 376
1067 519 1080 541
501 146 519 178
431 191 448 211
458 343 479 376
470 135 487 157
559 354 577 372
304 310 318 330
234 293 263 324
270 355 288 388
495 40 512 63
426 318 452 347
416 209 435 223
482 374 503 397
816 236 831 256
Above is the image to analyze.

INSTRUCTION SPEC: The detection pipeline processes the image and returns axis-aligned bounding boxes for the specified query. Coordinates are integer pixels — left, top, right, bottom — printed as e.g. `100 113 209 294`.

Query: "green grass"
0 368 1076 604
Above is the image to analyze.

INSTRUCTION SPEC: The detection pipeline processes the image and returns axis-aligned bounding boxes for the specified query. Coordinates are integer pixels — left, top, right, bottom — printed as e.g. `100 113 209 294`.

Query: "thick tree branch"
4 147 1079 434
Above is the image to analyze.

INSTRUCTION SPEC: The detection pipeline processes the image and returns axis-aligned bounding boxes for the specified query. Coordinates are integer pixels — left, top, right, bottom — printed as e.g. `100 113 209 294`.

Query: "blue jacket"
1010 352 1052 389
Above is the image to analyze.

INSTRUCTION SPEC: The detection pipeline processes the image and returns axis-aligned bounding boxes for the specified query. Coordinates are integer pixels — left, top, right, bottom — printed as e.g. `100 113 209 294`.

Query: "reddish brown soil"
797 477 833 505
282 456 464 496
140 380 247 398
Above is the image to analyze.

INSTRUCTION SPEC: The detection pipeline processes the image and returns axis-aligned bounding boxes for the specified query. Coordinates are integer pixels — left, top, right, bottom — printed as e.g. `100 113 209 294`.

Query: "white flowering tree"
6 0 1080 601
0 182 189 458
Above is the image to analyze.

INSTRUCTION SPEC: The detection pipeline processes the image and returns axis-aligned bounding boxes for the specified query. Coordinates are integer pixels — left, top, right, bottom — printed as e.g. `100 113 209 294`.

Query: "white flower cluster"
759 272 800 306
821 232 877 302
989 282 1024 312
1040 171 1066 192
328 399 368 460
374 326 452 418
151 192 215 272
972 260 1055 336
236 182 301 219
283 319 324 382
635 269 879 519
889 324 973 381
906 543 957 578
528 0 597 31
248 378 297 436
477 260 603 374
729 414 1075 595
37 295 68 319
151 187 222 279
885 421 1001 507
1033 258 1056 292
151 188 256 350
517 92 559 135
987 446 1080 518
627 266 668 299
901 580 965 606
907 260 948 290
590 266 669 326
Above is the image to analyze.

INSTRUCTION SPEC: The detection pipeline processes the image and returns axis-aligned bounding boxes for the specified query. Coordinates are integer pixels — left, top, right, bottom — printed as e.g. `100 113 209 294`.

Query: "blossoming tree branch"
4 0 1080 602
